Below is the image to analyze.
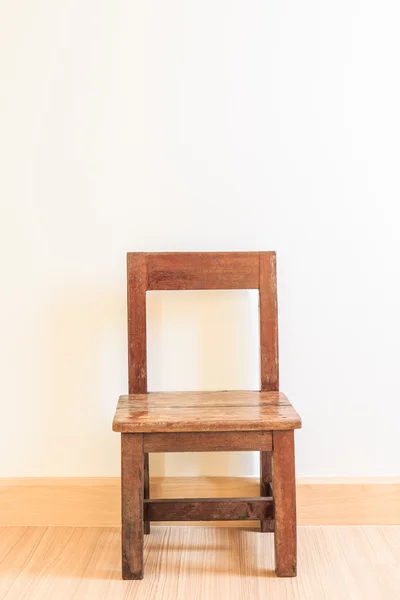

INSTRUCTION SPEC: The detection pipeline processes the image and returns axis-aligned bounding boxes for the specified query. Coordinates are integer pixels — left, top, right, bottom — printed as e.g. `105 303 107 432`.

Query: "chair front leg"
273 430 297 577
121 433 144 580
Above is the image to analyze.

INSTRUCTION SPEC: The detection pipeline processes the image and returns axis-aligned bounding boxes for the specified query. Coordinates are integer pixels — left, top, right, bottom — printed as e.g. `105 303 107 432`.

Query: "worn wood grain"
117 390 291 408
273 430 297 577
144 497 273 521
121 434 144 580
144 252 261 290
127 253 147 395
113 391 301 433
143 431 272 452
259 251 279 391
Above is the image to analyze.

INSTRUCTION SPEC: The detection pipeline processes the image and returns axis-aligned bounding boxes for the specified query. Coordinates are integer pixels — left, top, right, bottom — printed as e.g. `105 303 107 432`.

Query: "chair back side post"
127 251 279 395
127 253 148 394
259 252 279 392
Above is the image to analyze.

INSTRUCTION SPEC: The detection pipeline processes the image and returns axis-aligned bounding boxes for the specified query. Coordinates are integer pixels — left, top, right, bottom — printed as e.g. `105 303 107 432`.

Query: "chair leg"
121 433 144 580
144 453 150 534
260 450 274 532
273 430 297 577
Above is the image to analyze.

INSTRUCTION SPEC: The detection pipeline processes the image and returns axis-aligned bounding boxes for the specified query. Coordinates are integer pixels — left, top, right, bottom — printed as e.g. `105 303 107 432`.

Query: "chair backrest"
127 252 278 394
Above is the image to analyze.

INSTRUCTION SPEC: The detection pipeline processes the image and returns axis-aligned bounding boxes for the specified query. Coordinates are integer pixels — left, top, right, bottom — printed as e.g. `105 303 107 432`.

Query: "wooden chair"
113 251 301 580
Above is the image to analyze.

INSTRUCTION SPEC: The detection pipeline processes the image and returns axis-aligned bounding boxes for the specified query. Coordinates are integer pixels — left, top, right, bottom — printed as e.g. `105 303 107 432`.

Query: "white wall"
1 0 400 478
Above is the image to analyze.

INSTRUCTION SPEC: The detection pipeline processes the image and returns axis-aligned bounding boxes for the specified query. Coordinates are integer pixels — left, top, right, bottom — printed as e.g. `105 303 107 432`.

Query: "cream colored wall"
147 290 260 476
1 0 400 478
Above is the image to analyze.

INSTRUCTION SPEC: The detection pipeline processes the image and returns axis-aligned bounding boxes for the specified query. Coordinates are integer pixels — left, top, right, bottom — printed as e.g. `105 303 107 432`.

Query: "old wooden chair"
113 251 301 579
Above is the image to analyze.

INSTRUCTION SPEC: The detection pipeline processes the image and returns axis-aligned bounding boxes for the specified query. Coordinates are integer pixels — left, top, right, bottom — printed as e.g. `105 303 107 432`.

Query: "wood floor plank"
0 527 399 599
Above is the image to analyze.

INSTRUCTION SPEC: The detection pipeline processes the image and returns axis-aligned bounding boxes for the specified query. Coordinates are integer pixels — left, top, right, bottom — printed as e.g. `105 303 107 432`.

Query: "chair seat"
112 390 301 433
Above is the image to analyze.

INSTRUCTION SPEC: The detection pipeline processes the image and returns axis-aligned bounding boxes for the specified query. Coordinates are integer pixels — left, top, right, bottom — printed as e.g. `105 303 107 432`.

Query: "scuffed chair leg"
273 430 297 577
121 433 144 580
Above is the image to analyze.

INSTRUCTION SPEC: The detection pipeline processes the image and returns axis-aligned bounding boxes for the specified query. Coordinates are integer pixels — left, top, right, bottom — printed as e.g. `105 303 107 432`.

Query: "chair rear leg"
121 433 144 580
272 430 297 577
260 450 274 532
144 453 150 534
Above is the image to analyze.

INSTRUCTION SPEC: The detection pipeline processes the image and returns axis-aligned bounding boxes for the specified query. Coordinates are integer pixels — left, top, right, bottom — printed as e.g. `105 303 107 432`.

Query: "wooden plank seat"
114 252 302 580
113 391 301 433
